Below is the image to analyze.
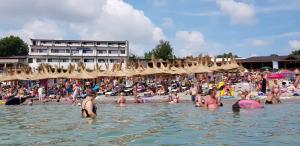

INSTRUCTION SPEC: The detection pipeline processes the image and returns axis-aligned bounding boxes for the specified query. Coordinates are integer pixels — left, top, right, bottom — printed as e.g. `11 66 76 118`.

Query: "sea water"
0 100 299 146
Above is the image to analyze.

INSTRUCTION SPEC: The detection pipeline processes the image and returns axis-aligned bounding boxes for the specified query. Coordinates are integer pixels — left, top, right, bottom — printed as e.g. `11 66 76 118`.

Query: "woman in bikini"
80 90 97 118
266 80 281 104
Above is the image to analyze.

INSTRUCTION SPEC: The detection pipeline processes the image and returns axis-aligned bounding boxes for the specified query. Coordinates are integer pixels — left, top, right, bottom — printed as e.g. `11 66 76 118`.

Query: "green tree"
290 50 300 55
144 52 153 59
216 52 238 58
0 35 29 57
144 40 175 60
270 54 279 56
128 53 139 65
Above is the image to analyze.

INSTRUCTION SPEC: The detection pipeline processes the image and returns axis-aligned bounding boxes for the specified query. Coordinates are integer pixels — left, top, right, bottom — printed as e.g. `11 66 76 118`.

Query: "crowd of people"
0 70 300 118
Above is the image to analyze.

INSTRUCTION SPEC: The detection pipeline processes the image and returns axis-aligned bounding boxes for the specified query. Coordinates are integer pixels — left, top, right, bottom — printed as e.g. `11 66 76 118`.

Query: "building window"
71 59 80 62
48 58 60 62
39 49 48 53
120 50 126 54
66 49 70 53
28 58 33 63
51 49 65 53
84 59 94 63
61 59 69 62
83 50 93 54
97 50 107 54
110 59 119 63
19 59 27 63
32 49 48 53
108 50 118 54
31 49 37 53
71 50 79 54
36 58 46 63
98 59 106 63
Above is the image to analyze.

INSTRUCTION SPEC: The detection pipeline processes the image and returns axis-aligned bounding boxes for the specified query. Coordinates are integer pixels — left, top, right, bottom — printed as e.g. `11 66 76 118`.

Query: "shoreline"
12 94 300 105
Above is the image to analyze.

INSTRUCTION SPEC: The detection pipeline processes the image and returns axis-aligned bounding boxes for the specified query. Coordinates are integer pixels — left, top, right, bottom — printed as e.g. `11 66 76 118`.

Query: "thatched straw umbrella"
68 63 95 79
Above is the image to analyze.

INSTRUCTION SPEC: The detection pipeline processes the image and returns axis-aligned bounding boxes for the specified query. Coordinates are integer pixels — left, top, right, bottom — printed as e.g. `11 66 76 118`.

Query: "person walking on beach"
38 86 44 102
80 89 97 118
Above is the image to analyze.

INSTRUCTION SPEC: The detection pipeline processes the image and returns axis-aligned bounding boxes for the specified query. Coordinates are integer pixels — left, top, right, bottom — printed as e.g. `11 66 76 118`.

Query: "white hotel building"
28 39 129 70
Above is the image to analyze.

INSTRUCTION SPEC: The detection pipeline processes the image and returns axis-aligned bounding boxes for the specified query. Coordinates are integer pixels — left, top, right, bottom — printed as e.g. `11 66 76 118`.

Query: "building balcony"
96 53 108 56
49 52 71 56
29 52 48 56
96 44 108 47
68 43 81 47
54 43 67 47
83 43 94 47
40 43 53 46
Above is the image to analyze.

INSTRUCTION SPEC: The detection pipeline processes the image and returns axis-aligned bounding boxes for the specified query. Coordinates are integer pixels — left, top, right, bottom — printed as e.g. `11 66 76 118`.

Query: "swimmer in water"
204 89 219 109
240 90 251 100
169 92 180 104
28 99 33 106
117 92 126 106
195 92 205 107
80 90 97 118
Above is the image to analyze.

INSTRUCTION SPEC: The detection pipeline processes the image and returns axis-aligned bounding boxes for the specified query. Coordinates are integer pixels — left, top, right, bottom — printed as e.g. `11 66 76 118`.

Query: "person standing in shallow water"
117 92 126 106
204 89 219 109
189 84 198 103
80 90 97 118
261 74 267 94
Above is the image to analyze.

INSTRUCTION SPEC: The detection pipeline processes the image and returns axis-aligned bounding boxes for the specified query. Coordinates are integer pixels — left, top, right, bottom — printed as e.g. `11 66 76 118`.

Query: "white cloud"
175 31 205 57
70 0 165 55
0 0 165 56
162 17 174 28
5 19 64 42
252 39 272 47
289 40 300 50
216 0 256 25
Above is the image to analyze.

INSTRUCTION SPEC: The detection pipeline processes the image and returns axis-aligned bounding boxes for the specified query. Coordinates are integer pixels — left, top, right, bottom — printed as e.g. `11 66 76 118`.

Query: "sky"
0 0 300 58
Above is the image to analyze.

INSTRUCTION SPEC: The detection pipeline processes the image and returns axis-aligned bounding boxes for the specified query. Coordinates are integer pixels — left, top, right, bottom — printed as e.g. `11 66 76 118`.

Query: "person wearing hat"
80 89 97 118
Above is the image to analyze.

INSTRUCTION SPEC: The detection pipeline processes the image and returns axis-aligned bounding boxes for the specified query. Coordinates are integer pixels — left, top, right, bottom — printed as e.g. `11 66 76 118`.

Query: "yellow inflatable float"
0 100 6 105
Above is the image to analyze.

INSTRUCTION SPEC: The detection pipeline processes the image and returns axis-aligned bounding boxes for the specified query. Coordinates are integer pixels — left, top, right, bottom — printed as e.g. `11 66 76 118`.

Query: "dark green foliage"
290 50 300 56
216 52 238 58
144 40 175 60
0 35 29 57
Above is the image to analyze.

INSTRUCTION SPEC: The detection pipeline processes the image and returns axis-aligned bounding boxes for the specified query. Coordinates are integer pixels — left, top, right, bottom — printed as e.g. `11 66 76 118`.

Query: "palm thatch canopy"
0 55 244 82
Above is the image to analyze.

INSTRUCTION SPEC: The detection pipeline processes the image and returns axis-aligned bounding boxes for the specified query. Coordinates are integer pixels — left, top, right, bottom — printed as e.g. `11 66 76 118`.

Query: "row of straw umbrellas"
0 56 243 82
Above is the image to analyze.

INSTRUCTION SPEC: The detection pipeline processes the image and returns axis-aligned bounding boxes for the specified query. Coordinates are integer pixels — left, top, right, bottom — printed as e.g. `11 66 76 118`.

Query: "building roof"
0 56 28 59
239 55 300 62
30 38 128 43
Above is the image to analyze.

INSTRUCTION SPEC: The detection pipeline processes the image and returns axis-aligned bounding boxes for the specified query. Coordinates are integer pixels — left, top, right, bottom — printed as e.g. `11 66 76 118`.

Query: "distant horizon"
0 0 299 58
